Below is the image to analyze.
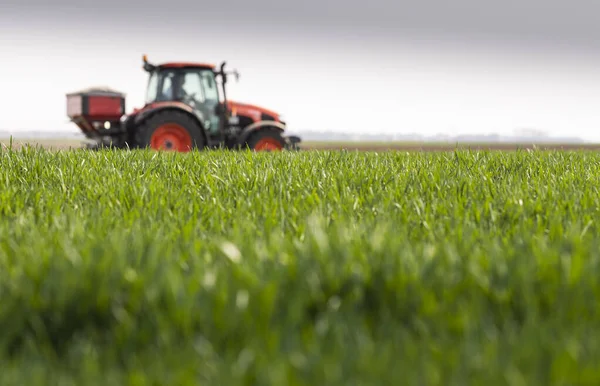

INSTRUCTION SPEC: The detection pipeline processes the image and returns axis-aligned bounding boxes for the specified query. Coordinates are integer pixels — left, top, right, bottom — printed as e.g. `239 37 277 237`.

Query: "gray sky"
6 0 600 50
3 0 600 139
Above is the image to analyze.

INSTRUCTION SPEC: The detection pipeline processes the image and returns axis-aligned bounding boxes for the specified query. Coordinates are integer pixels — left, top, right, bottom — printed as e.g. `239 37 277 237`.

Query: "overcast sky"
3 0 600 140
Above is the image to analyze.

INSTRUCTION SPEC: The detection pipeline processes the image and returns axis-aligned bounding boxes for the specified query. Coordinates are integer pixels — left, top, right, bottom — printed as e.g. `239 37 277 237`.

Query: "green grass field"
1 145 600 384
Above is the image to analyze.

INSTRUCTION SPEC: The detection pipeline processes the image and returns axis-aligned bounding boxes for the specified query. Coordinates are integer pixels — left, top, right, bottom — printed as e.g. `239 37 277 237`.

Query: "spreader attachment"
66 87 125 138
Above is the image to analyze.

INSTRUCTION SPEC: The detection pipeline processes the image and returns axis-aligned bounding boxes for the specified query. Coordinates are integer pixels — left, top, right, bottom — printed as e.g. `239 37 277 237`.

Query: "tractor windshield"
144 69 220 106
200 72 219 103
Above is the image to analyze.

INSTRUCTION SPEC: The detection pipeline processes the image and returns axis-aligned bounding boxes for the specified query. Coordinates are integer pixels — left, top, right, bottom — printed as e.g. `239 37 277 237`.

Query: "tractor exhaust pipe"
219 62 228 113
215 61 240 134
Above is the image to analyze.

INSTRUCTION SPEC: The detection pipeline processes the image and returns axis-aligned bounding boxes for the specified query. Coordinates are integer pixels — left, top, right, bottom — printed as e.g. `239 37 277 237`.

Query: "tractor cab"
142 59 224 138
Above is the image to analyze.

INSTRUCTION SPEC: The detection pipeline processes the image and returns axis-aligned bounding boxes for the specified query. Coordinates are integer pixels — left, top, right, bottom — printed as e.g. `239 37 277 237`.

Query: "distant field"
0 138 83 150
301 140 600 151
1 146 600 383
3 137 600 152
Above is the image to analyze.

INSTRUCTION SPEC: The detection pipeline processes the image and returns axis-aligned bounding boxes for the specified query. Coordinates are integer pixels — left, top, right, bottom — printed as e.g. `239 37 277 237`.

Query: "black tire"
244 127 285 151
133 109 206 151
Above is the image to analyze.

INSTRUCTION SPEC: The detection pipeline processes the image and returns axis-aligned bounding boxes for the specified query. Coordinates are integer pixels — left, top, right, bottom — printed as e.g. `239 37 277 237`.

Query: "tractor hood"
226 101 281 122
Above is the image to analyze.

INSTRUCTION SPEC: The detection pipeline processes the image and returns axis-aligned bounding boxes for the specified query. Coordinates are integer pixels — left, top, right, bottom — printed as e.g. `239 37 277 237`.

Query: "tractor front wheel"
134 110 205 152
245 128 285 151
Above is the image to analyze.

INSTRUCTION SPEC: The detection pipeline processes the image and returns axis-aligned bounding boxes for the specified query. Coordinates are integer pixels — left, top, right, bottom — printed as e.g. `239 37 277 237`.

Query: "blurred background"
2 0 600 142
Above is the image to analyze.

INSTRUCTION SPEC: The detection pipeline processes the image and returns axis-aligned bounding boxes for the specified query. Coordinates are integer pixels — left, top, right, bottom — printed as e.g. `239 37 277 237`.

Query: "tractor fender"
132 102 208 143
237 120 285 145
134 101 196 125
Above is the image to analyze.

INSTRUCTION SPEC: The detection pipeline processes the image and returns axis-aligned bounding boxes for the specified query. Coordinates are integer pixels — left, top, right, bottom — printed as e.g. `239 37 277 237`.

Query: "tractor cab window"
180 72 205 105
158 71 176 101
201 72 219 103
145 72 159 104
145 69 220 108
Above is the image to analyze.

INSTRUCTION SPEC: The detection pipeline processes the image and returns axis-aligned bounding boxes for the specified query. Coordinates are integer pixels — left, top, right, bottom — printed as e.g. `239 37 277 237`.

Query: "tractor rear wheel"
134 110 205 151
245 128 285 151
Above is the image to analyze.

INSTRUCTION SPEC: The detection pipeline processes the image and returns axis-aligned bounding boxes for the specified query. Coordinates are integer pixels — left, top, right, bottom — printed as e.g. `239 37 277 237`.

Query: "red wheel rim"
254 137 283 151
150 123 192 152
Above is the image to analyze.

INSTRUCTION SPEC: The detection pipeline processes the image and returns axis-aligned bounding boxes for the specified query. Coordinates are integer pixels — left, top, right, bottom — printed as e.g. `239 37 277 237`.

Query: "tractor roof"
157 62 216 70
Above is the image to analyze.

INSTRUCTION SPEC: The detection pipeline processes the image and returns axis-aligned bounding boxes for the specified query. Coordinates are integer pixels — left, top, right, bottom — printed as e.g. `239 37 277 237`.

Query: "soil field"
3 138 600 152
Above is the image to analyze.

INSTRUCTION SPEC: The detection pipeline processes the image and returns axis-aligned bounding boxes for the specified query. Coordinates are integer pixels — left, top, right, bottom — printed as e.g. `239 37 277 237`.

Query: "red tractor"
66 55 301 151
